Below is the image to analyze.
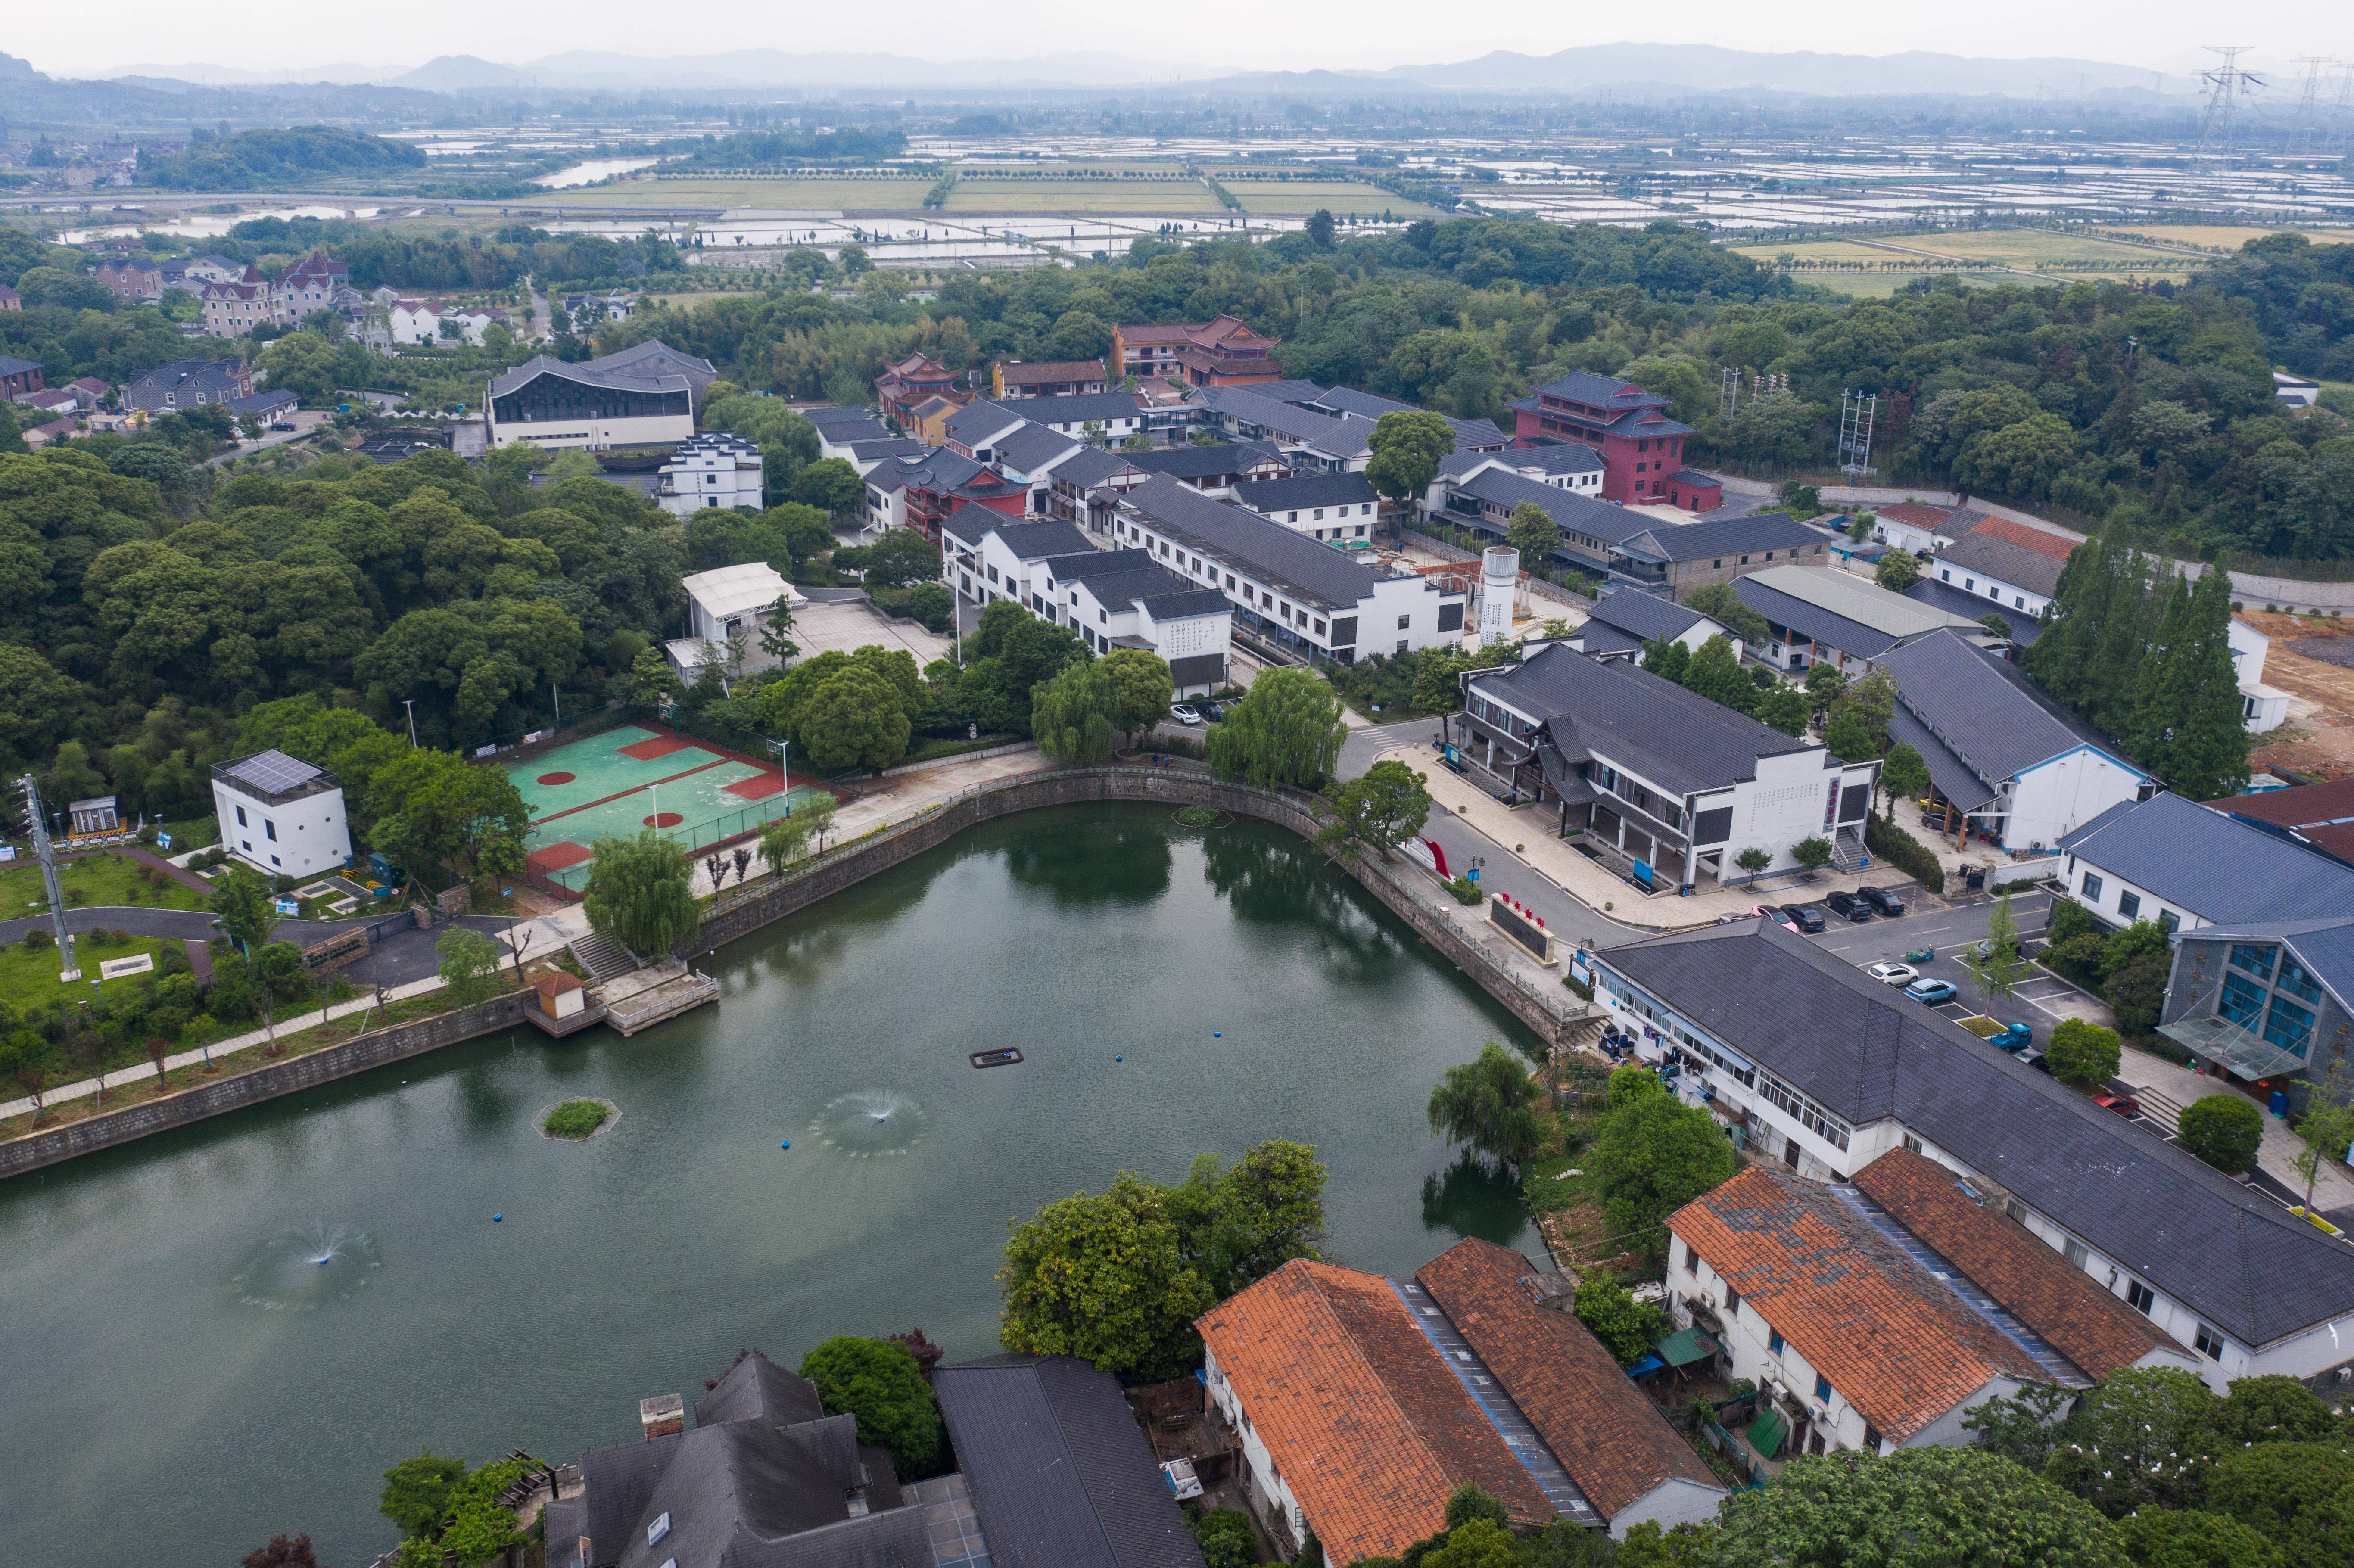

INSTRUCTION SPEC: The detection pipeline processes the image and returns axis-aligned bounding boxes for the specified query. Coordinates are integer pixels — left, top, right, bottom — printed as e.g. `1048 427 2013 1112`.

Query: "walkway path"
2117 1047 2354 1220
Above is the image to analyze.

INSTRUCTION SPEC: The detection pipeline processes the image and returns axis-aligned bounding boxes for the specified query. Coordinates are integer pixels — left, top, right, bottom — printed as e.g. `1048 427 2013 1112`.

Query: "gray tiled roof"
1733 576 1901 660
1584 589 1708 646
1230 473 1379 513
1879 630 2140 798
1051 447 1143 491
1935 529 2069 599
1625 511 1832 565
1002 391 1148 425
488 340 716 400
2059 793 2354 924
1124 441 1286 481
1305 385 1417 419
1448 417 1510 448
1118 474 1383 611
1598 920 2354 1348
1905 577 2047 647
993 422 1084 473
843 437 929 463
802 405 878 429
1224 379 1330 408
933 1355 1207 1568
1141 588 1233 619
945 515 1095 559
1470 644 1816 796
944 400 1026 444
1454 468 1653 546
1509 444 1607 476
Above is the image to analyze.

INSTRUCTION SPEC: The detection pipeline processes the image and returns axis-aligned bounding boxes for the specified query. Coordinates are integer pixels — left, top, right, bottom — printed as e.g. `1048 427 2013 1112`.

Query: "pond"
0 805 1539 1565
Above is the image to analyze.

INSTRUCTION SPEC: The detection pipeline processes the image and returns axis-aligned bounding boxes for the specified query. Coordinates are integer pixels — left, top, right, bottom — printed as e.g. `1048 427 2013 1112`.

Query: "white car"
1168 703 1205 726
1866 961 1919 986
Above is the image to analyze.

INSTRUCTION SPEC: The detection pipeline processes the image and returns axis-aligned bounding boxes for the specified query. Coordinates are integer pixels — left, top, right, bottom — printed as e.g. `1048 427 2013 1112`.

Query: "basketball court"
507 725 832 890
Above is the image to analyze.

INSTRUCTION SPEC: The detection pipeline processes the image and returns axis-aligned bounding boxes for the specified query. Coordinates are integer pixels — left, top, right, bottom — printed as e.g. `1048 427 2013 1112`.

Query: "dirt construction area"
2242 612 2354 782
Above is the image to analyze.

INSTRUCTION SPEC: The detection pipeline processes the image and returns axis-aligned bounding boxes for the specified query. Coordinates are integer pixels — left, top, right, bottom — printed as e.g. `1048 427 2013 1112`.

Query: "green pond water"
0 805 1539 1566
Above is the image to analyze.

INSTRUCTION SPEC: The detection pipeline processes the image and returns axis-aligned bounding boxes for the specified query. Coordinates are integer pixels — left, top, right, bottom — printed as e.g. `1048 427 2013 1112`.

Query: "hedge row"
1865 815 1944 895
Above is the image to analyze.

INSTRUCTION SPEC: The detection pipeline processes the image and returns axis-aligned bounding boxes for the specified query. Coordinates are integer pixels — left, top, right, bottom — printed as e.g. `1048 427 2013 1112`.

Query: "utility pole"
768 737 791 817
1719 366 1740 425
21 776 79 983
401 698 417 746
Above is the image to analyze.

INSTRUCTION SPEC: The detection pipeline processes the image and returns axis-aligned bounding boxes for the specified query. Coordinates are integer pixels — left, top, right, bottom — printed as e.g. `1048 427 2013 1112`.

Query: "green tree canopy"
1206 667 1348 789
1573 1271 1667 1366
1505 501 1561 562
2046 1017 2122 1089
800 666 914 770
1031 659 1123 765
1594 1089 1737 1266
581 829 701 959
2177 1093 2264 1175
1364 410 1456 506
797 1338 944 1479
1097 647 1175 738
1317 758 1432 862
1711 1447 2127 1568
999 1170 1216 1380
1683 581 1772 646
1427 1042 1548 1170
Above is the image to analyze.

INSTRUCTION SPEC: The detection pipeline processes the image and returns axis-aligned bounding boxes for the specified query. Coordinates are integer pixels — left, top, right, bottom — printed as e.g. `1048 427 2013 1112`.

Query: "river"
0 805 1539 1564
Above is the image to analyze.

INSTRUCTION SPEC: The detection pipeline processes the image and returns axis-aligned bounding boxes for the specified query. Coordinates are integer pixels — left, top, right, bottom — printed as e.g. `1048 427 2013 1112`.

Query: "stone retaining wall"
0 992 531 1179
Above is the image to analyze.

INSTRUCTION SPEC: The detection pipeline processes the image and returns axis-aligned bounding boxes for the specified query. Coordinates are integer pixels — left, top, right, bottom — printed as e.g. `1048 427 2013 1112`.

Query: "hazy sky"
12 0 2352 80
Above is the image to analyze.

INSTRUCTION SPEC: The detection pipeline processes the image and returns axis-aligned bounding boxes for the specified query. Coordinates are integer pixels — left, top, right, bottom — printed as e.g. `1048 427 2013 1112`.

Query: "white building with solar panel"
211 750 353 880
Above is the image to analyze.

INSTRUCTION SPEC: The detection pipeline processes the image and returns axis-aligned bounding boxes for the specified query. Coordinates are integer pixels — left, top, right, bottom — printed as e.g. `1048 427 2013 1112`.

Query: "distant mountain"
0 51 45 81
109 60 380 86
390 55 529 92
1379 43 2172 97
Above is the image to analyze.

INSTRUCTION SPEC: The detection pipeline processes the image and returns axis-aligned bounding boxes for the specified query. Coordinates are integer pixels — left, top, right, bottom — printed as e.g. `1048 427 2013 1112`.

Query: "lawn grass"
542 1099 609 1138
0 932 181 1011
1 851 206 915
0 976 528 1144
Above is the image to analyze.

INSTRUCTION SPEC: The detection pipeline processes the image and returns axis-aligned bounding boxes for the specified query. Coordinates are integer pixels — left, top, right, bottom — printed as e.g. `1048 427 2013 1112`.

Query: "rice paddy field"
1730 224 2351 293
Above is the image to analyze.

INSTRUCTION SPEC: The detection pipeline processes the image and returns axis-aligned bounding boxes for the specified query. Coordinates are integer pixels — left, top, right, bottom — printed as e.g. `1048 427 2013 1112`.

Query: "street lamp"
401 698 417 747
768 737 790 816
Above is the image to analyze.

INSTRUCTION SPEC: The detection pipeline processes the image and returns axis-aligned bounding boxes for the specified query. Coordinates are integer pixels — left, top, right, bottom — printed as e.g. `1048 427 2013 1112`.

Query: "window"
1723 1286 1739 1315
1683 1244 1698 1275
2117 890 2143 920
1396 613 1414 631
2126 1280 2155 1315
2194 1322 2224 1360
1395 639 1409 654
1941 569 1952 582
1814 1373 1834 1403
2064 1238 2088 1270
2080 872 2104 902
1863 1424 1885 1454
236 805 248 827
1768 1329 1786 1357
1903 1132 1924 1155
2278 955 2323 1005
2265 995 2316 1056
265 820 277 842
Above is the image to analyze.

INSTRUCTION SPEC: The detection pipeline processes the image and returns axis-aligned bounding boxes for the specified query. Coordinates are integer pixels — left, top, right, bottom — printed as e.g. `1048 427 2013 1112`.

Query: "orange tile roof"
1197 1258 1547 1565
1415 1240 1723 1521
1667 1167 2051 1444
1851 1149 2185 1380
1967 516 2078 563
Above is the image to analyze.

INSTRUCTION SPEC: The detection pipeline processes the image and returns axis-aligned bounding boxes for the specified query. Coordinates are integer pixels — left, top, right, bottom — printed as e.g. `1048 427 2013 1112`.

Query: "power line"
2290 56 2335 156
2195 46 2264 171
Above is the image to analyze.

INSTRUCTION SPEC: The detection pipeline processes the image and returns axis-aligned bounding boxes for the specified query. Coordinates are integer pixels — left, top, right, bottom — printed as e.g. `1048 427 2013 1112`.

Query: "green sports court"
509 725 833 890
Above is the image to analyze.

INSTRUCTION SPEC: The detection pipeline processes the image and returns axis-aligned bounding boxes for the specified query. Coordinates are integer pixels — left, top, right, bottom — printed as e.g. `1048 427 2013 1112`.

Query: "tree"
1685 634 1756 714
1712 1447 2125 1568
1572 1271 1667 1365
1164 1139 1329 1301
1790 836 1833 875
627 645 682 709
1756 684 1810 737
367 749 532 893
999 1171 1214 1380
2149 567 2251 801
582 830 700 959
1305 207 1337 248
209 863 280 953
1364 410 1455 510
2105 951 2172 1039
1879 742 1929 820
1875 551 1921 591
1593 1091 1737 1266
1961 1383 2078 1475
800 667 913 770
1427 1043 1548 1170
2289 1061 2354 1211
1822 712 1876 765
758 795 838 878
1980 612 2015 639
241 1534 323 1568
0 1033 51 1122
2203 1442 2354 1568
2112 1509 2285 1568
147 1036 170 1091
1421 1518 1521 1568
247 941 311 1054
2043 1367 2219 1518
2177 1093 2264 1175
1031 660 1122 764
2209 1373 2342 1446
1685 581 1773 646
380 1450 467 1540
1804 660 1849 709
797 1337 943 1479
1098 647 1174 740
2046 1018 2122 1089
1205 668 1347 789
758 594 800 665
1734 847 1772 882
1642 637 1692 686
1317 759 1431 862
436 928 506 1008
1505 501 1561 563
791 457 865 517
1962 893 2029 1014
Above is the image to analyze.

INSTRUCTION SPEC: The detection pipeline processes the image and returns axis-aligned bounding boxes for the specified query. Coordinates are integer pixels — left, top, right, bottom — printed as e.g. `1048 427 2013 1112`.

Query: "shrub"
541 1099 608 1138
25 927 51 949
2044 932 2110 984
799 1337 945 1479
111 928 129 944
63 885 86 905
1190 1507 1256 1568
1172 805 1219 828
1863 815 1944 894
1573 1272 1666 1365
2178 1093 2264 1174
1447 876 1482 905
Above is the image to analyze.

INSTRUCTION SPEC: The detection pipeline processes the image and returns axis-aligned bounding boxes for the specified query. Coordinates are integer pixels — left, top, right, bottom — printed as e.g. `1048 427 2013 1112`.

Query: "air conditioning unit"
2335 1366 2351 1385
1769 1380 1789 1403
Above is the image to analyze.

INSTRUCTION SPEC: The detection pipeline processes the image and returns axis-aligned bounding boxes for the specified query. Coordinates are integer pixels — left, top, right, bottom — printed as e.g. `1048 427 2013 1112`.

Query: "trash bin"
2270 1089 2289 1118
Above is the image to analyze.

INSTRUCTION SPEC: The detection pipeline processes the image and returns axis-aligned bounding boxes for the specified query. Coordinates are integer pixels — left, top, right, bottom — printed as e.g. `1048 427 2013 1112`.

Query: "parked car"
1168 703 1204 726
2089 1089 2141 1118
269 420 296 432
2017 1047 2054 1075
1904 977 1960 1005
1823 890 1874 922
1859 885 1906 916
1199 701 1225 722
1779 903 1828 934
1755 905 1799 931
1866 961 1919 986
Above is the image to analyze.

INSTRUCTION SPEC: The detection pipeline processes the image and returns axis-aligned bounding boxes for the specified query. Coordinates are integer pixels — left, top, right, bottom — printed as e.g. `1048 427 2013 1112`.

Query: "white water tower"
1479 546 1519 643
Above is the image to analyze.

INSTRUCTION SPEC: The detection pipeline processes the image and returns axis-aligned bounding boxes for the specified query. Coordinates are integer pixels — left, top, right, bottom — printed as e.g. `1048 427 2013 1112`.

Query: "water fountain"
808 1090 929 1158
228 1225 383 1312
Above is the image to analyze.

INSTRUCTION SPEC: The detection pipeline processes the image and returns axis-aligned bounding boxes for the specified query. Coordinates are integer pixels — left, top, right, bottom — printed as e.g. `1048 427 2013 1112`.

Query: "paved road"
203 409 333 467
0 906 521 989
1811 889 2089 1044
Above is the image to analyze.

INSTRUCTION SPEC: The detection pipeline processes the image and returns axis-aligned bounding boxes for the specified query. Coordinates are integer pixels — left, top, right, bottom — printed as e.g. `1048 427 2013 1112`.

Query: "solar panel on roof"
227 750 321 795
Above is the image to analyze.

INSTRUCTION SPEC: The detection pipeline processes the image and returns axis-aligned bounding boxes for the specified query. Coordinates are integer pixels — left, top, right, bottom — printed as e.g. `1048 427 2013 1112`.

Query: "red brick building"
1110 314 1283 387
874 352 970 428
1510 372 1722 511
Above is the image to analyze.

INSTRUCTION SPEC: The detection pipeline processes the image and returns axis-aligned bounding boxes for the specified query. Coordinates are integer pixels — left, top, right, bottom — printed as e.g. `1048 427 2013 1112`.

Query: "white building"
2229 617 2291 733
1879 629 2149 855
486 341 716 451
657 432 765 516
2056 790 2354 936
210 750 352 880
1430 445 1606 504
1587 919 2354 1393
1110 474 1466 665
389 299 445 346
1569 588 1737 664
664 561 806 682
1227 473 1383 548
1927 519 2074 621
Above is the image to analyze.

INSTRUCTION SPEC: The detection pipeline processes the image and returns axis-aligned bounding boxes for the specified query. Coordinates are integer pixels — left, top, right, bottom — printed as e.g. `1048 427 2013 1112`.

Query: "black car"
1822 890 1874 922
1779 903 1828 934
1859 885 1906 917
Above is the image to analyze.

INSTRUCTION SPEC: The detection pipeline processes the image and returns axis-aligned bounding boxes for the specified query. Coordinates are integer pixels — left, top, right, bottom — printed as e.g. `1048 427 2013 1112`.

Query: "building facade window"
1814 1374 1834 1403
2081 873 2104 902
2194 1322 2224 1360
2117 891 2141 920
2126 1280 2155 1315
1767 1329 1786 1357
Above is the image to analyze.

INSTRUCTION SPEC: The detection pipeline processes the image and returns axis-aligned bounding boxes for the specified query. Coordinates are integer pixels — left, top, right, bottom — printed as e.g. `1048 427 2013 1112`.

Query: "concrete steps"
567 930 640 985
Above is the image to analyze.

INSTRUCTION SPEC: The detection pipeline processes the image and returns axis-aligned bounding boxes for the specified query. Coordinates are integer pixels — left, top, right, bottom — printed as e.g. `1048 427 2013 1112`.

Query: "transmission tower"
19 776 79 983
2334 62 2354 150
1837 390 1878 478
2291 56 2333 156
2195 46 2264 169
1719 366 1741 423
